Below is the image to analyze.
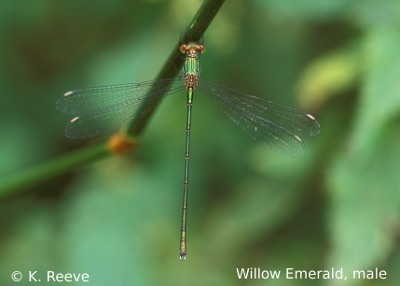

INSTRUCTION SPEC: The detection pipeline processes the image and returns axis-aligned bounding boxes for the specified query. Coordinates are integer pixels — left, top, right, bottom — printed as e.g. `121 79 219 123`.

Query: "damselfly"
57 42 320 261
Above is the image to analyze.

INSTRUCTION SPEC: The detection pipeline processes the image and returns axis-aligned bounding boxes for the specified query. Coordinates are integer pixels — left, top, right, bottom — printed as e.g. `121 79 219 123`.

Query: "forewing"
57 79 184 138
199 80 320 156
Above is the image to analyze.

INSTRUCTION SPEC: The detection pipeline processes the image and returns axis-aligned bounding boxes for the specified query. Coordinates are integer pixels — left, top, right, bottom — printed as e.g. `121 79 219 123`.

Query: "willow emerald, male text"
236 267 387 280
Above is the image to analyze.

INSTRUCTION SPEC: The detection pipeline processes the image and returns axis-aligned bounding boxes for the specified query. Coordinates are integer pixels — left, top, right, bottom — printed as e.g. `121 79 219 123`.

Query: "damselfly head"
179 42 206 56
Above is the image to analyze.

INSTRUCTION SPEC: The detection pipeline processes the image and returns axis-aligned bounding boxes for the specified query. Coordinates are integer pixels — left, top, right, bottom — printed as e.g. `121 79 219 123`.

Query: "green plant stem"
0 143 109 197
0 0 225 197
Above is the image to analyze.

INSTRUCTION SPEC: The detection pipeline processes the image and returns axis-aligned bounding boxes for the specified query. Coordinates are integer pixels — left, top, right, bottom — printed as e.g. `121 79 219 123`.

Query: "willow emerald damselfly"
58 42 320 261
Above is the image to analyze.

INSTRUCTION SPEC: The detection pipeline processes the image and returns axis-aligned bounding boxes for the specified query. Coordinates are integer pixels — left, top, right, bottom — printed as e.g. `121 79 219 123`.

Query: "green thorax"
180 43 205 89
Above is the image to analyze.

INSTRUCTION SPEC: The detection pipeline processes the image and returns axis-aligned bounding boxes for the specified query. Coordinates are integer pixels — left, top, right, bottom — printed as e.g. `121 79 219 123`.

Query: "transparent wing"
198 79 320 156
57 78 185 138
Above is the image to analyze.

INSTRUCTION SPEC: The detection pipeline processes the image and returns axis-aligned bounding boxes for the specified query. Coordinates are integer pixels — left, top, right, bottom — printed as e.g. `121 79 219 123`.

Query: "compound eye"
199 44 206 53
179 44 187 54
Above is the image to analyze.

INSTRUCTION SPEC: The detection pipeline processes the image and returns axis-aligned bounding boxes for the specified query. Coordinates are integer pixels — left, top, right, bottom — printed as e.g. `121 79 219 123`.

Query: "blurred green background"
1 0 400 285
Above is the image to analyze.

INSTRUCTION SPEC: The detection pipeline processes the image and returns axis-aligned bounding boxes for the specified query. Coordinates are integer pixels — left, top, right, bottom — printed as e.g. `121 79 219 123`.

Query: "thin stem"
0 143 109 198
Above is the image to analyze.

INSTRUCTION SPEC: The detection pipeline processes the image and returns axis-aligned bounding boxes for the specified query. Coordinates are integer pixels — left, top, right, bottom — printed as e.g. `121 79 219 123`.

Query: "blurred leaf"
59 156 180 285
203 177 304 256
254 0 358 20
327 27 400 274
351 0 400 29
328 125 400 271
297 44 360 109
352 28 400 153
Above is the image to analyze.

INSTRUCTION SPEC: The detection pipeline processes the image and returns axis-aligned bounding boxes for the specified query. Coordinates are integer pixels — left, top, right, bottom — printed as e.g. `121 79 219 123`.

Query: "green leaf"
327 28 400 271
297 44 360 108
328 126 400 270
352 28 400 153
